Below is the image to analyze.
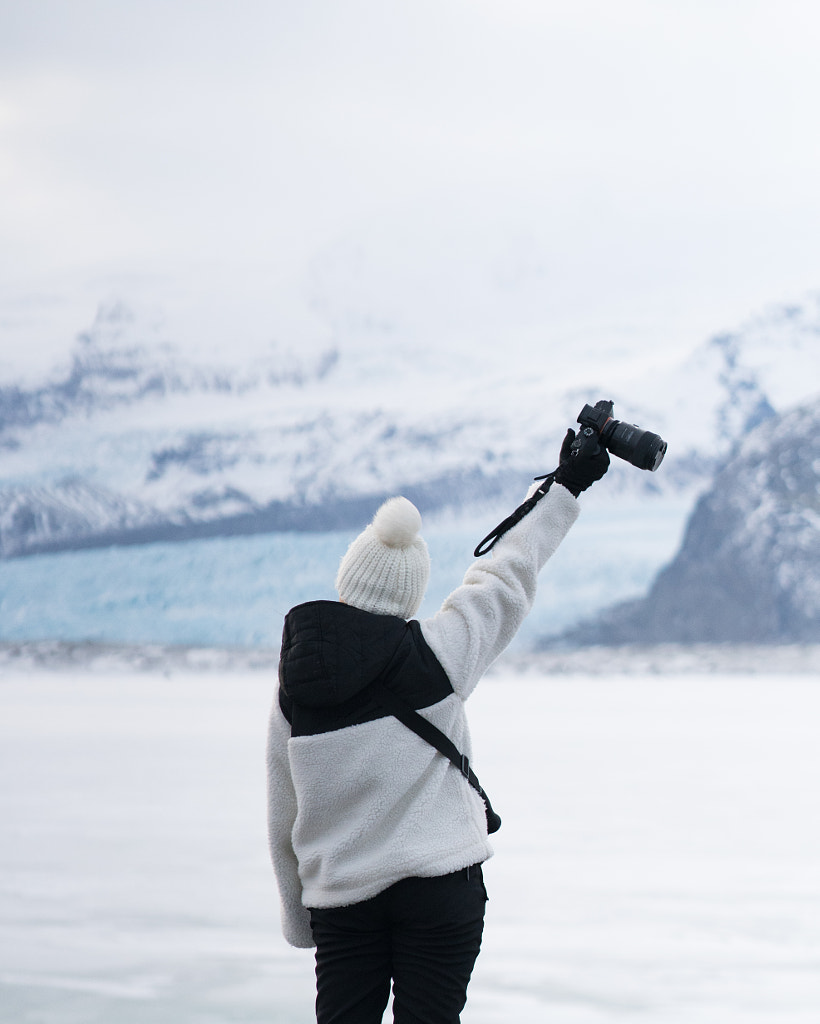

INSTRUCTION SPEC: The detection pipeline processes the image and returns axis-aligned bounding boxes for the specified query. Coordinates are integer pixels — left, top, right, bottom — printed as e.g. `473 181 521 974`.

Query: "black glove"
553 427 610 496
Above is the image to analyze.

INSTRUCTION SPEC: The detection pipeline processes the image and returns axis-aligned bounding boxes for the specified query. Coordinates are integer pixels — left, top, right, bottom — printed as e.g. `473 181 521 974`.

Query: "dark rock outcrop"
550 401 820 644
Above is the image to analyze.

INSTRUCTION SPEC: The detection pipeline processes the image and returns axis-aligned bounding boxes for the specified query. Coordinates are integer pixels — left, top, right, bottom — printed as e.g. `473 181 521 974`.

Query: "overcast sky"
1 0 819 374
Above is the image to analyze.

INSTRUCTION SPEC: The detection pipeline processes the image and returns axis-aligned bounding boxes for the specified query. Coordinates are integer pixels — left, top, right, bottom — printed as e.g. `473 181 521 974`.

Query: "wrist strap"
473 473 556 556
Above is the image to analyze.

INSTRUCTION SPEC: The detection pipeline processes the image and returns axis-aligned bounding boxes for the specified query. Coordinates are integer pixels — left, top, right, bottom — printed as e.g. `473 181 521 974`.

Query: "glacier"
0 495 690 649
1 291 819 646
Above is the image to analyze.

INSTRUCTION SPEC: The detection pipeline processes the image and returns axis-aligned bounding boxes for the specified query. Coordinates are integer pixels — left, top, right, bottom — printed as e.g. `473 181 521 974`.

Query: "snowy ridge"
502 643 820 676
0 300 340 434
1 292 819 557
0 479 165 558
2 639 819 676
0 640 280 674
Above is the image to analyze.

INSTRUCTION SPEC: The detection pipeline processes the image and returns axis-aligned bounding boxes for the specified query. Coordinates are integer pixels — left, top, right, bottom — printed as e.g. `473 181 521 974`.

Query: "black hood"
279 600 410 709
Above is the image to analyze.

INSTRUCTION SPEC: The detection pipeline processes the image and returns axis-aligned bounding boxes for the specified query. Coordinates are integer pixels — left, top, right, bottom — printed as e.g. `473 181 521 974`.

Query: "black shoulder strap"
368 679 501 833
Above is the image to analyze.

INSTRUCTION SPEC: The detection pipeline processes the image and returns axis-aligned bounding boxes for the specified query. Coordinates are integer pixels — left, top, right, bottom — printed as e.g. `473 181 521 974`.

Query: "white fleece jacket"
267 481 580 948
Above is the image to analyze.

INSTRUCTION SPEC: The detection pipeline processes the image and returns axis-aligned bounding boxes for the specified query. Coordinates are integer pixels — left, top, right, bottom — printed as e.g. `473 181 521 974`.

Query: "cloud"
1 0 819 371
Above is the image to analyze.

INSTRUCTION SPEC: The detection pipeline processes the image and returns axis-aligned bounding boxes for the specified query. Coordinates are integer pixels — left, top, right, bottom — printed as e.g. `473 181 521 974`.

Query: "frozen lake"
2 646 819 1023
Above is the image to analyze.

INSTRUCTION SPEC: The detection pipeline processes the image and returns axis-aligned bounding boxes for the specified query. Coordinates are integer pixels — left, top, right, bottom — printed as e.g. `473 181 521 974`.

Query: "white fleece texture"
266 482 580 948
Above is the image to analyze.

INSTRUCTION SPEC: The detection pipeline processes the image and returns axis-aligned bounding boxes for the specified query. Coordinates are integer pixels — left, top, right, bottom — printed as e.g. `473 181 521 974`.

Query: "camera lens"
603 420 667 472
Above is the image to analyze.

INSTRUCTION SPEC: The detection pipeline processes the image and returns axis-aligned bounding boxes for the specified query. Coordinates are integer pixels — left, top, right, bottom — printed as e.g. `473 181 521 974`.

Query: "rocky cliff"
551 401 820 644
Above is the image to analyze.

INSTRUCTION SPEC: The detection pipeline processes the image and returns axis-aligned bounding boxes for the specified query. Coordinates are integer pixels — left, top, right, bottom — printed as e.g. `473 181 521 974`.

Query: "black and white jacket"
267 482 580 948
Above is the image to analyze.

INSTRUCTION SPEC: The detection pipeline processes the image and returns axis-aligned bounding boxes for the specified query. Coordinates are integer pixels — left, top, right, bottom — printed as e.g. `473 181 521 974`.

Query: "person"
266 426 610 1023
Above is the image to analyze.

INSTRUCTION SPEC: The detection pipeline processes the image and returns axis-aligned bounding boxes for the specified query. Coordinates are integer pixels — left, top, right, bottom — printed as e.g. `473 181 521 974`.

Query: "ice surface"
2 649 820 1023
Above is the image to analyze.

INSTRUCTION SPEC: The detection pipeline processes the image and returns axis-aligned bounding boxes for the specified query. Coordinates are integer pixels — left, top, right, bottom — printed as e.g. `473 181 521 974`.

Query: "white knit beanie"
335 497 430 619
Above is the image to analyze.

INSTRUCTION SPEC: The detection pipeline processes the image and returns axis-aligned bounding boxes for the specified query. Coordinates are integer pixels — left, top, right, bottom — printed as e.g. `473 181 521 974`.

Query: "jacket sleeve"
420 481 580 699
266 694 315 949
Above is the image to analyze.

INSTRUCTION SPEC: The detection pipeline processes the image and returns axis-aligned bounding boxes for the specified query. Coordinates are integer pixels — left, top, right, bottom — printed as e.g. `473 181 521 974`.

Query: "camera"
474 397 668 556
576 399 667 472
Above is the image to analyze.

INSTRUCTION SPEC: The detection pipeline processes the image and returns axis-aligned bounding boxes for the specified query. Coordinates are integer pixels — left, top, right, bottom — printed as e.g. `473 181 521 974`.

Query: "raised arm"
420 428 610 698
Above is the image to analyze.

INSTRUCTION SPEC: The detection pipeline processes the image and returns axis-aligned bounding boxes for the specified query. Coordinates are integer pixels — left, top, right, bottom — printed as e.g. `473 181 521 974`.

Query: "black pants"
309 865 488 1024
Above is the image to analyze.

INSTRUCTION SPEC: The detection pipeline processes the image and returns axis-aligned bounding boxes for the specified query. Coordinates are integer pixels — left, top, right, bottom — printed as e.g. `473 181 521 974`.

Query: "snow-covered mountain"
1 293 819 559
551 400 820 644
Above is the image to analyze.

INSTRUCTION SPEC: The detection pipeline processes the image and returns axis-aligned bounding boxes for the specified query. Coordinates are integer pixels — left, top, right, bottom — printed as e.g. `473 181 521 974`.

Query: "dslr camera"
474 398 667 555
576 399 667 472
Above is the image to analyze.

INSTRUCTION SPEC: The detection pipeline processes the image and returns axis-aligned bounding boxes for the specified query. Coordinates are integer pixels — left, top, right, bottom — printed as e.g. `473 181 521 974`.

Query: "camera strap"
473 472 556 556
368 678 502 834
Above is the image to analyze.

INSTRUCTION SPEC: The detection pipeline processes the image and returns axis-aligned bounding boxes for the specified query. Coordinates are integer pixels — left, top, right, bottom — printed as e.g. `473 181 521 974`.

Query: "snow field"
1 660 819 1023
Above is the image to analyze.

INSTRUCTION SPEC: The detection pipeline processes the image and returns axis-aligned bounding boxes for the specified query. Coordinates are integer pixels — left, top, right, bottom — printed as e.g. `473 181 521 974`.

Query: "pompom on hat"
335 497 431 619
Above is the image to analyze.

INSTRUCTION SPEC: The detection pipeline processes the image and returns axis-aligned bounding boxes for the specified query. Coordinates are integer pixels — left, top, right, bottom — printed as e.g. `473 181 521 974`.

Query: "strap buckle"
460 754 471 779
